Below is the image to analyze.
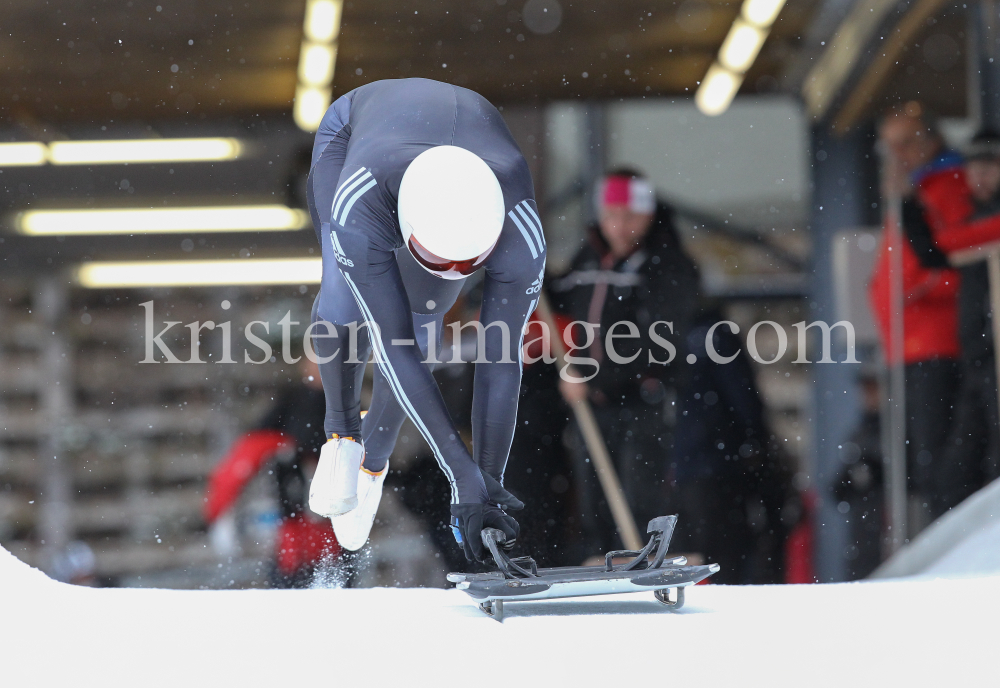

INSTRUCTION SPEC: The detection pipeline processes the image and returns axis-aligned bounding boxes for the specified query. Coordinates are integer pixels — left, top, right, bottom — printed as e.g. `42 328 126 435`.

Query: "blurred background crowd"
3 0 1000 590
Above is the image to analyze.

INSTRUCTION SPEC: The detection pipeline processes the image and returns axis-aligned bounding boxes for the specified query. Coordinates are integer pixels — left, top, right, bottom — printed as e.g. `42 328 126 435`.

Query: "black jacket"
673 312 768 482
550 202 700 401
957 198 1000 363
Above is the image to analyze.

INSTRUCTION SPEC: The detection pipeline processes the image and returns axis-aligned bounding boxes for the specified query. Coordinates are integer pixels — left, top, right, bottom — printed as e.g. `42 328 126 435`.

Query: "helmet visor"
407 234 497 279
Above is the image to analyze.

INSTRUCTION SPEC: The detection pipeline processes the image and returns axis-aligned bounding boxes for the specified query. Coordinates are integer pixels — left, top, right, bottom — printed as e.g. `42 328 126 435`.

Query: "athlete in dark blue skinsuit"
305 79 546 561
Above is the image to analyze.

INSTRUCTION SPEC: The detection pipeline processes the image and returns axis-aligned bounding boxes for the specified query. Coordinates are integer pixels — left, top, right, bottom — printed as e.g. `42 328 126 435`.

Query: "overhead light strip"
77 258 322 288
0 137 244 167
294 0 344 132
17 205 310 236
0 142 48 166
695 0 787 116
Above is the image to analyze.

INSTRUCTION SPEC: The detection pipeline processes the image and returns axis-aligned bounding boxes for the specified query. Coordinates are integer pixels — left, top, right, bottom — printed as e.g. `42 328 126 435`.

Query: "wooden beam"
802 0 901 120
831 0 951 132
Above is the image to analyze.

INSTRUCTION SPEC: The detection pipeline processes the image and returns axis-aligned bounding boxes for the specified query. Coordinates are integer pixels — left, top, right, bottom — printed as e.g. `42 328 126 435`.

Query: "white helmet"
398 145 505 280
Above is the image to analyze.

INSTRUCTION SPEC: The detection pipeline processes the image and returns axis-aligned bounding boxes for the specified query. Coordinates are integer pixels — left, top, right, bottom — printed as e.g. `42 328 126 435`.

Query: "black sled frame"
448 515 719 621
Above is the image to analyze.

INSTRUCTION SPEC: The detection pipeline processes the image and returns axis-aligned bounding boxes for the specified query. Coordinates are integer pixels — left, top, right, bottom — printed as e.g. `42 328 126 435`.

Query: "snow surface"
4 544 998 687
923 517 1000 578
873 477 1000 579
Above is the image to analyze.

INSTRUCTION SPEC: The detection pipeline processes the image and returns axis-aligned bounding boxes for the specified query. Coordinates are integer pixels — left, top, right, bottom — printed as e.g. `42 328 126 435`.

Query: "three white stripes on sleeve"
333 173 545 262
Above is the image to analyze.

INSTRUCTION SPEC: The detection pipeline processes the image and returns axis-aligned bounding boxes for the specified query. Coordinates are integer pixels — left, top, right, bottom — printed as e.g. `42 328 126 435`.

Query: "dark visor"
408 234 497 279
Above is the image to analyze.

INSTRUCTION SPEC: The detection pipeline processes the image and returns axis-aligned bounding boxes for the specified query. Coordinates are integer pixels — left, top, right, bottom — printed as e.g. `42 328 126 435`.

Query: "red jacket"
868 163 963 364
922 167 1000 253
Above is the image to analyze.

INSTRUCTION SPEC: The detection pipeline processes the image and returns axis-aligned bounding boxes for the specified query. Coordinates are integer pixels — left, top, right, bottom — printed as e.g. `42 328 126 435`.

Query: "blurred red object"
785 490 817 584
277 515 340 575
203 430 291 523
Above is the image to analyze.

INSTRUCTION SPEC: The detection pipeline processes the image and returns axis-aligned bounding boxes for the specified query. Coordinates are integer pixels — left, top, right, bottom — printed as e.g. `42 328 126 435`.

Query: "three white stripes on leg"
331 168 377 227
508 200 545 259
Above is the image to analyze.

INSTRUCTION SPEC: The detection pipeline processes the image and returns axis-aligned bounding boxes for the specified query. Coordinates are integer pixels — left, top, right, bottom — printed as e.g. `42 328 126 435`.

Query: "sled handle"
481 528 538 579
606 538 657 572
604 515 679 571
647 515 679 569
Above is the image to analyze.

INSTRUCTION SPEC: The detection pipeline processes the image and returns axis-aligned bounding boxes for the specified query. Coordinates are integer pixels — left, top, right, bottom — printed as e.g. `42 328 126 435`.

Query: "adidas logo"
525 266 544 294
330 231 354 268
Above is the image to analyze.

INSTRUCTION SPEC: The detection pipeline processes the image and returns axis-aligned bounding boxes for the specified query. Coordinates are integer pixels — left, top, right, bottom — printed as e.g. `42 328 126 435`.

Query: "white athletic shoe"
308 436 365 517
332 461 388 551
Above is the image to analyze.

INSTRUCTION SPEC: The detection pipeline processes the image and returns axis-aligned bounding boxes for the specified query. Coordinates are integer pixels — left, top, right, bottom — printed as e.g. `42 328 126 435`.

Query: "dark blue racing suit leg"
309 112 369 440
361 250 465 472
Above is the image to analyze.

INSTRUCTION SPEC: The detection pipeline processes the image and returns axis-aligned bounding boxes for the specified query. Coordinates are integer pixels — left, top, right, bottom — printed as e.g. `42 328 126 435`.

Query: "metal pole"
884 195 908 554
581 102 606 228
810 126 873 582
534 293 643 551
988 253 1000 409
973 0 1000 131
973 0 1000 432
35 277 74 571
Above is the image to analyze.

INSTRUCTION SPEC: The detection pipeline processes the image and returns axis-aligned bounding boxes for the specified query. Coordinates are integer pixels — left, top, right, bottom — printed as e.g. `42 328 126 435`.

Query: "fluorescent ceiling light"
47 138 243 165
77 258 322 288
298 43 336 87
295 0 341 132
696 65 744 116
742 0 787 28
719 20 767 72
695 0 782 117
305 0 342 42
294 85 332 132
0 142 48 166
18 205 310 236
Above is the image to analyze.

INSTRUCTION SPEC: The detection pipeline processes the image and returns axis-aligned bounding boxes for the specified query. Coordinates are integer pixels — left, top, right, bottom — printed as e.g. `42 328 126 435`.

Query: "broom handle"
534 292 644 551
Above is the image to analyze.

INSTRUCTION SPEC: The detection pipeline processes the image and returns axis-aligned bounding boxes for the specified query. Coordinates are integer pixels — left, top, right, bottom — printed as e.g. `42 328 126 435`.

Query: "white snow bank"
873 477 1000 578
0 544 57 589
925 517 1000 577
4 543 998 688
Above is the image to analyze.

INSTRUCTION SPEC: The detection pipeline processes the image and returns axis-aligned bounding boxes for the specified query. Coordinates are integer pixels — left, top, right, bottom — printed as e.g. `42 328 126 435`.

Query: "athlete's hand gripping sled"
448 515 720 621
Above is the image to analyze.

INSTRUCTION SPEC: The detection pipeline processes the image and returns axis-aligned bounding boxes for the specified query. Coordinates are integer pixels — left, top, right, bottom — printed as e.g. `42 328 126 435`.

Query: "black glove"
451 503 520 562
450 469 523 562
479 469 524 511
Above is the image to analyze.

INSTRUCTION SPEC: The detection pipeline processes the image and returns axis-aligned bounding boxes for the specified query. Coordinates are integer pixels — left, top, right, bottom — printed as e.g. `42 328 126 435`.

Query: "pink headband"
600 175 655 214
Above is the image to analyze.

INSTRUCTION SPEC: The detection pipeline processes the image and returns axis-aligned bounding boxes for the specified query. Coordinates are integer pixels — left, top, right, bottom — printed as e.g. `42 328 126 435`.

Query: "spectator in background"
868 103 962 523
671 306 797 584
550 168 700 558
204 357 343 588
920 131 1000 516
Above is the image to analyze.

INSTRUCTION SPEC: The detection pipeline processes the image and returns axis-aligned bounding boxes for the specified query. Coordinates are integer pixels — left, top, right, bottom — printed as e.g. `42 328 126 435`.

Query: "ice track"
3 545 997 687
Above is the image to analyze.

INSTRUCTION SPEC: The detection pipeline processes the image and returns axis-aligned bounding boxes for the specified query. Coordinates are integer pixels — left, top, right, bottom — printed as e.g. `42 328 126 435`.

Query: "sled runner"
448 515 719 621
